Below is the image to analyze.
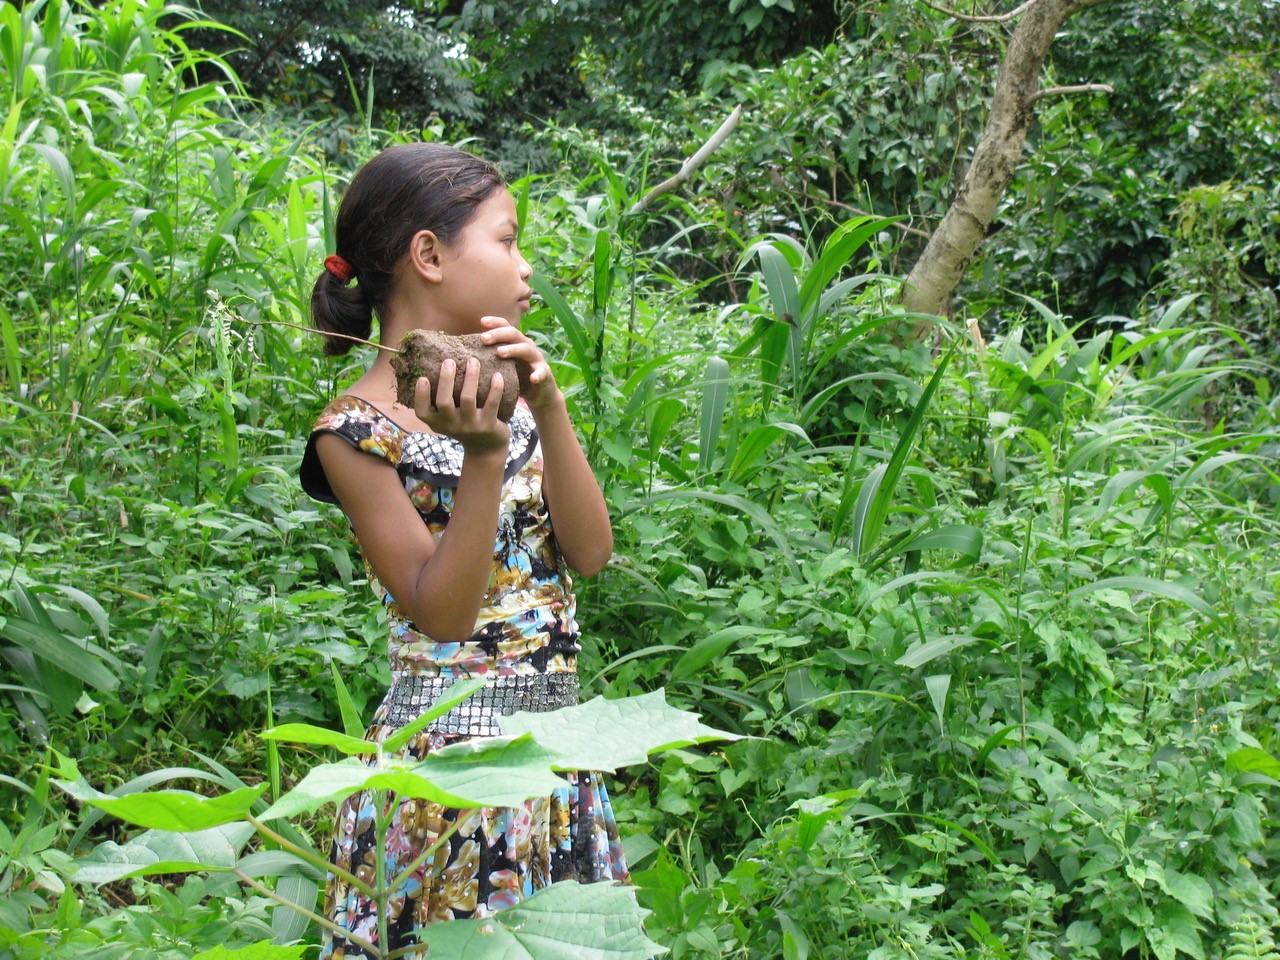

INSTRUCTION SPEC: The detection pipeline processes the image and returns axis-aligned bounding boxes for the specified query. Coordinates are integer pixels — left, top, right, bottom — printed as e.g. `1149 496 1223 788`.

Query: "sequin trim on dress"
382 672 579 736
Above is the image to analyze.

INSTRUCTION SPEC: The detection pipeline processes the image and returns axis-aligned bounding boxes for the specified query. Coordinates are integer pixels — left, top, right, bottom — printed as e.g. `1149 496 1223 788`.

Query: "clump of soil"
390 330 528 422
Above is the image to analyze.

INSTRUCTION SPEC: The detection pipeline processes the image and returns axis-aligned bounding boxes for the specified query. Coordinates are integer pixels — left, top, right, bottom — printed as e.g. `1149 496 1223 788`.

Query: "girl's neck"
348 305 444 431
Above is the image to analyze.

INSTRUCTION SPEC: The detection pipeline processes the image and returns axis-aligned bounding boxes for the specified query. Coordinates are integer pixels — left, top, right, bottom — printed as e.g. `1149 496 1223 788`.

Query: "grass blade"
698 355 730 476
857 345 955 557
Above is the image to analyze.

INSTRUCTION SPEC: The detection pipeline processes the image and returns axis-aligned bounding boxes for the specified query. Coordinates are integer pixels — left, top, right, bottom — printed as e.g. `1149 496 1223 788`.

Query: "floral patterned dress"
300 395 629 958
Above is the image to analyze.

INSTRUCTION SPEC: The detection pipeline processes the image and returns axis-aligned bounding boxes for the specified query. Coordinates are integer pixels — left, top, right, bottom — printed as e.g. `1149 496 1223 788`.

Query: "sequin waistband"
381 672 579 737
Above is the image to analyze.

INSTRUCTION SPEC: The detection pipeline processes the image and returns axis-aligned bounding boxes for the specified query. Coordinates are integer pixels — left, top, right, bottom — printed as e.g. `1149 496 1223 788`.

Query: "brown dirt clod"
389 329 528 422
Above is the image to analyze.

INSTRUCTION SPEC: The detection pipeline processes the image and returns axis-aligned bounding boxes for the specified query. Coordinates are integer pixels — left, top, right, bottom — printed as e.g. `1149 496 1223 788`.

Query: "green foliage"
52 694 714 959
186 0 480 126
2 1 1280 957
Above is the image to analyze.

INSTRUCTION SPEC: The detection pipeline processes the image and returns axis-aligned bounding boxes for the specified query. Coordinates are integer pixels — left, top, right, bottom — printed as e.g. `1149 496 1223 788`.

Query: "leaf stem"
245 813 372 899
234 868 380 957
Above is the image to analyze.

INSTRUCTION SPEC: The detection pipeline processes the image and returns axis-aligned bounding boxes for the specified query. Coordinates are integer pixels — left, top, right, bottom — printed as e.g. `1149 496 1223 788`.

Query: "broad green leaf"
259 735 567 820
889 524 983 566
1148 901 1204 960
418 879 664 960
530 275 596 396
0 304 19 397
799 216 895 317
501 690 741 772
84 785 266 831
924 674 950 732
330 659 364 739
858 571 966 613
263 678 490 755
845 461 885 557
235 850 325 880
272 873 318 945
1160 868 1214 921
32 142 75 218
727 422 809 482
1227 748 1280 780
776 909 811 960
73 823 254 885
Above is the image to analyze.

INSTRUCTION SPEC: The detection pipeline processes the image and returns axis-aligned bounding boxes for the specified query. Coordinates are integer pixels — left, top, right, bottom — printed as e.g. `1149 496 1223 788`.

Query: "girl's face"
432 189 533 335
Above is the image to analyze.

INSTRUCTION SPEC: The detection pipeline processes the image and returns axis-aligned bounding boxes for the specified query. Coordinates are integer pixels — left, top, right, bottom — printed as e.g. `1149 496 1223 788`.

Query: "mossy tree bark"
900 0 1113 323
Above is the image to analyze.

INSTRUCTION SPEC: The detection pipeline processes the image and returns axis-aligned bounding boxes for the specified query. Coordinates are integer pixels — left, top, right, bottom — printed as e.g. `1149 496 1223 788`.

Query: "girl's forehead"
473 189 517 222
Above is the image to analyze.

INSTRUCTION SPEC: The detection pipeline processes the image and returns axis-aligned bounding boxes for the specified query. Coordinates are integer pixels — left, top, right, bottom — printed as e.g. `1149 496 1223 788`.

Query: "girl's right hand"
414 357 509 452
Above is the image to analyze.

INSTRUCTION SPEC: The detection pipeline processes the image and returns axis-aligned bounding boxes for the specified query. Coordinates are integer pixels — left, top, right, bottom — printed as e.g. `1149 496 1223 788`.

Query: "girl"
299 142 629 957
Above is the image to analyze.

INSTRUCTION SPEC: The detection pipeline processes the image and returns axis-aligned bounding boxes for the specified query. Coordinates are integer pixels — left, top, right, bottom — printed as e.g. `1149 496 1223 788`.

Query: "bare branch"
1029 83 1114 103
916 0 1038 24
628 105 744 216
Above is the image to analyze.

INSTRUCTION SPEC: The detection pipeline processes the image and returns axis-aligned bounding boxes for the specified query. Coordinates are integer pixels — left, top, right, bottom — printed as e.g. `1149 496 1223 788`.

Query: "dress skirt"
318 721 630 959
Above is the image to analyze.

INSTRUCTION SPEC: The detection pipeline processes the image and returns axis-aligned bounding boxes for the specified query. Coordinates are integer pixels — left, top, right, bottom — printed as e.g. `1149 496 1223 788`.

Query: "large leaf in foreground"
82 786 267 831
259 734 567 820
418 880 665 959
501 690 741 771
196 943 309 959
73 823 255 885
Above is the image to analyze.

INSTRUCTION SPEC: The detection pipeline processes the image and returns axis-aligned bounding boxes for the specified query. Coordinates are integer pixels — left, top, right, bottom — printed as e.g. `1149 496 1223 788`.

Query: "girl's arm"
316 360 509 642
530 392 613 576
479 316 613 576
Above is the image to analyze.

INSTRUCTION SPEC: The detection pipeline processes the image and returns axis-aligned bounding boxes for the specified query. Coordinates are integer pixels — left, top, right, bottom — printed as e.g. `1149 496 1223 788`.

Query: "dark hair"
310 143 507 356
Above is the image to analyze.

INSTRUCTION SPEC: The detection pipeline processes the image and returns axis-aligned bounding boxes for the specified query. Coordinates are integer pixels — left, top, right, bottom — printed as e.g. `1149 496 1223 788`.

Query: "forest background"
1 0 1279 957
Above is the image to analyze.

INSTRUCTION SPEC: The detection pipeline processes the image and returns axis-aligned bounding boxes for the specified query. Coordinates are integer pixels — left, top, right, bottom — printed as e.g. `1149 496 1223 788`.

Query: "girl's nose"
517 252 532 279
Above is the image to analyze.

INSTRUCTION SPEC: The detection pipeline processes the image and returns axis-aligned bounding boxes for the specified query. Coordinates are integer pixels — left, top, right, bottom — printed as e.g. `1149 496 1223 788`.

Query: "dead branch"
628 105 745 215
1029 83 1114 103
917 0 1037 24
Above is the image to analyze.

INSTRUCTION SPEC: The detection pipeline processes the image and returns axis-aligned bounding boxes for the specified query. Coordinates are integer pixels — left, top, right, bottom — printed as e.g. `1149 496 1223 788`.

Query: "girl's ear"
407 229 445 283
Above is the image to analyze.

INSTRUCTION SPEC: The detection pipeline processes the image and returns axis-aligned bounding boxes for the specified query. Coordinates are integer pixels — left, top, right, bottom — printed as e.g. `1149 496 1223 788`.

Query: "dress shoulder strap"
299 395 404 504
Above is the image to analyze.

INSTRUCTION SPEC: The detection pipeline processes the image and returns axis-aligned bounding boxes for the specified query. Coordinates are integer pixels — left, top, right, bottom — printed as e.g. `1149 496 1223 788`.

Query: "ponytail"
310 267 372 357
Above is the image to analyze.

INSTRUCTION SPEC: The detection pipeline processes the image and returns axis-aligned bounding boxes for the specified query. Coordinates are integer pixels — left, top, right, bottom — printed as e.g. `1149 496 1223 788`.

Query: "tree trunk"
900 0 1112 321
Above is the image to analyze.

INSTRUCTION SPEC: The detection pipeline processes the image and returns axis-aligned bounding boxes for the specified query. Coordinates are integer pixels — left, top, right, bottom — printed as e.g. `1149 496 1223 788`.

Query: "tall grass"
1 2 1278 957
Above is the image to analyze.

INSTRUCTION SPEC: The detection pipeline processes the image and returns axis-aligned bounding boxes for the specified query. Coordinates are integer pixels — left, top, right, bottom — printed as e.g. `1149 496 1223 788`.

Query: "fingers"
435 358 458 410
480 326 546 379
414 376 434 417
482 372 505 415
425 359 505 419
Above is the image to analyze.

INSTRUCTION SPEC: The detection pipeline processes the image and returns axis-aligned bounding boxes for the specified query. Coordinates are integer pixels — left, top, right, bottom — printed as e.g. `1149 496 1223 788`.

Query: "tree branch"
916 0 1038 24
1029 83 1114 103
628 105 744 215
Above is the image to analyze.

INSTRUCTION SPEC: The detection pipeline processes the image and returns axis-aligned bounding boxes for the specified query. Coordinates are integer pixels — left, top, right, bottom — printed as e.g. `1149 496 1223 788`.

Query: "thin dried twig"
252 318 399 354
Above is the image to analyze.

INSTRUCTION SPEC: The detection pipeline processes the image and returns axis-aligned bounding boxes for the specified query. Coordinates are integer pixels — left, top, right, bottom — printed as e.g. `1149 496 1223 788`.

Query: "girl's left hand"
478 315 561 410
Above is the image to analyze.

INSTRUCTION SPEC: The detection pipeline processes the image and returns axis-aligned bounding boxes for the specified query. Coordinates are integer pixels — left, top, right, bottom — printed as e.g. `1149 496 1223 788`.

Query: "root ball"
390 330 527 422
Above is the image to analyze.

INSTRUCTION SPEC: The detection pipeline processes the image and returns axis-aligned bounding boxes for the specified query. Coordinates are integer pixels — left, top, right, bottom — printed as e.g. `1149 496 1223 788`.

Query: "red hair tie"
324 254 354 284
